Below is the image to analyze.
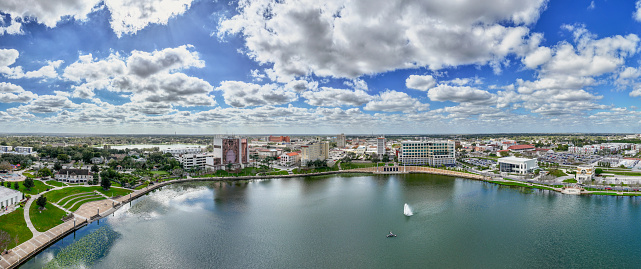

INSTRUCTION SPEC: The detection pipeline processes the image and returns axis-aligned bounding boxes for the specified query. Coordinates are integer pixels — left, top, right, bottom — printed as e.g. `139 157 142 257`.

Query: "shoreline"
2 168 636 268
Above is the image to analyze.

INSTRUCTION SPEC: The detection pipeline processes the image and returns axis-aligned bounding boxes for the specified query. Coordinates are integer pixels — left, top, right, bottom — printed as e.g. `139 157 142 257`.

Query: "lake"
20 174 641 268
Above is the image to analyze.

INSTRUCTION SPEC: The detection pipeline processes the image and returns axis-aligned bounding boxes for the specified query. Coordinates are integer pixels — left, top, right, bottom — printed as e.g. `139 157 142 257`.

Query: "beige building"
576 166 595 183
301 141 329 165
337 133 346 148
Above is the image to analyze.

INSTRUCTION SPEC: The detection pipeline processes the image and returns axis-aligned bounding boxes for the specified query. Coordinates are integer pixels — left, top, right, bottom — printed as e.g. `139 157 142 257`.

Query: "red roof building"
507 144 535 152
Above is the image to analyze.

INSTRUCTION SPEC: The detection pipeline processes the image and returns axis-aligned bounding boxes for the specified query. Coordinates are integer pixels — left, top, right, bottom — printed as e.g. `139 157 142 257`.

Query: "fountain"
404 203 413 216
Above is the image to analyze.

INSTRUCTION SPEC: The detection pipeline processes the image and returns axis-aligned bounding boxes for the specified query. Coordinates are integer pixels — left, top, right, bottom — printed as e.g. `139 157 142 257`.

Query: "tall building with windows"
213 138 249 166
377 137 386 156
337 133 346 148
399 140 455 166
301 141 330 165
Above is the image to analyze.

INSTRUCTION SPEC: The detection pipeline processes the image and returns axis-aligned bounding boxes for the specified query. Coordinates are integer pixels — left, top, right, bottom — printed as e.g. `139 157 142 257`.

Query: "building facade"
0 146 12 153
337 133 346 148
377 137 386 156
177 153 215 170
576 166 595 183
162 147 203 156
498 157 538 174
55 169 93 183
399 140 456 166
301 141 329 164
0 186 21 209
268 136 291 143
213 138 249 167
280 152 300 166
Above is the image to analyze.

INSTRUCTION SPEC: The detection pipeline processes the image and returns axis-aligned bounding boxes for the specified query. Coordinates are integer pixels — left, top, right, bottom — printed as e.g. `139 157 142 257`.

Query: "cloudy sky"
0 0 641 134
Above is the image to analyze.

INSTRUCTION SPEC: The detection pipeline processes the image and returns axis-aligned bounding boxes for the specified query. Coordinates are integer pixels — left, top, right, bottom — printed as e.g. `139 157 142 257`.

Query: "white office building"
498 157 538 174
0 146 12 153
162 147 203 156
399 140 456 166
0 186 21 209
177 153 215 170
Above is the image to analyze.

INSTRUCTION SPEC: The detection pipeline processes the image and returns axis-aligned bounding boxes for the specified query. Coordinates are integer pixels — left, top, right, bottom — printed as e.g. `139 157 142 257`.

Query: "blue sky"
1 0 641 134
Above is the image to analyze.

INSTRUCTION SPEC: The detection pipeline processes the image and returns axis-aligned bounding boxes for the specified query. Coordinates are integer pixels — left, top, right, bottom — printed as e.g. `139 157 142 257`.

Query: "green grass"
341 162 378 170
608 171 641 176
62 194 100 207
45 180 66 187
0 208 32 248
69 197 107 212
150 170 169 175
23 172 35 178
30 200 67 232
45 186 132 204
292 166 339 174
563 179 578 183
134 182 149 190
46 188 96 204
268 171 289 175
548 169 568 177
13 180 50 195
97 187 132 198
487 180 556 191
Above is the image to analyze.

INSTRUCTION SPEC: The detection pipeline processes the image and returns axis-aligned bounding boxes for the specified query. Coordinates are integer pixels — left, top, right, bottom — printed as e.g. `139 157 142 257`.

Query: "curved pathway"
23 194 41 237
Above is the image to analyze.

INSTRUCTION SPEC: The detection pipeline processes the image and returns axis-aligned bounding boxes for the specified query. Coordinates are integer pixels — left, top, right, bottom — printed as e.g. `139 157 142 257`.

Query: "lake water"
20 174 641 268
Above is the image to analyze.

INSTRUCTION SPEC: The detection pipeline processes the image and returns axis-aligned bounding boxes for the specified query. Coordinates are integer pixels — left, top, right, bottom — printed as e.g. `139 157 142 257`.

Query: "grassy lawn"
548 169 568 177
292 166 338 174
45 188 97 203
150 170 169 175
13 180 50 195
0 208 32 248
45 180 66 187
268 171 289 175
341 162 378 170
45 186 133 204
30 201 67 232
134 182 149 190
23 172 35 178
97 187 132 198
62 194 101 207
608 171 641 176
488 180 556 191
563 178 578 183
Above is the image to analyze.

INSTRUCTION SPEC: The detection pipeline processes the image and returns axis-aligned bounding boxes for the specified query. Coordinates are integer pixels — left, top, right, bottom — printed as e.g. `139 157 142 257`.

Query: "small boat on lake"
386 231 396 238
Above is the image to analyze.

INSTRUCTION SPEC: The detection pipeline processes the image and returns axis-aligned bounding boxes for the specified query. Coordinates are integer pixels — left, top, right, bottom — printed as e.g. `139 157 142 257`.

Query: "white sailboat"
404 203 413 216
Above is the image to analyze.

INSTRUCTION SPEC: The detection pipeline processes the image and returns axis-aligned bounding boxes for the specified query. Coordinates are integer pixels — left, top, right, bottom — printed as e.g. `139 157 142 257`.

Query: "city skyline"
1 1 641 134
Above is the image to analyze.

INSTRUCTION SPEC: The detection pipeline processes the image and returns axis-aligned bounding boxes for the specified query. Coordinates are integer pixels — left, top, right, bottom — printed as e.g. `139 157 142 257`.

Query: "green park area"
194 167 288 178
0 208 32 249
30 201 67 232
45 180 67 187
340 162 387 170
44 186 132 212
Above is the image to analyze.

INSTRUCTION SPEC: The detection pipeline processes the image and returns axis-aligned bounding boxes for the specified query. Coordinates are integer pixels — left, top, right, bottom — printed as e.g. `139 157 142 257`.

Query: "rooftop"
0 186 21 197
